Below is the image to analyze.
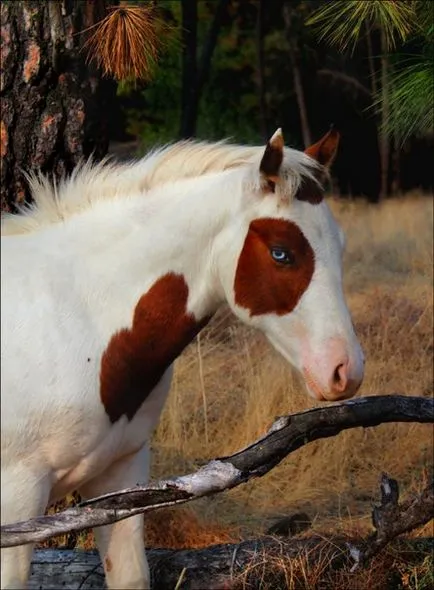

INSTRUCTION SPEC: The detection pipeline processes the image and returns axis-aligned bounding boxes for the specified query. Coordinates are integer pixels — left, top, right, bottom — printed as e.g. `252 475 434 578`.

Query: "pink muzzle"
302 336 364 401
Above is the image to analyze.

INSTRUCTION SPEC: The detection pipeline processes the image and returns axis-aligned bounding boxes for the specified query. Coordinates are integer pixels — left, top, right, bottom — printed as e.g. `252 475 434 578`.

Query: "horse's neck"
49 174 237 329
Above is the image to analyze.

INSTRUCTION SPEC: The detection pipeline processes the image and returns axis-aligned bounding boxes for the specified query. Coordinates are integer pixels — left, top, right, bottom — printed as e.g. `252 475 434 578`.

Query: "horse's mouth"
302 367 328 401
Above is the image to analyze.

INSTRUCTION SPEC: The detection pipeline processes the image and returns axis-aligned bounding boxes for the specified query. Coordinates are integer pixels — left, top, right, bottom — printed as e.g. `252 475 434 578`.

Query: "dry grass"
232 536 433 590
150 193 433 540
147 196 433 534
43 194 433 585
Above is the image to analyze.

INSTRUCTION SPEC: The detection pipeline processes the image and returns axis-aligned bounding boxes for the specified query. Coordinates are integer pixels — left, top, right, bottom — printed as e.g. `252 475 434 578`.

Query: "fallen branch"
348 473 434 569
2 395 433 548
29 539 434 590
28 475 434 588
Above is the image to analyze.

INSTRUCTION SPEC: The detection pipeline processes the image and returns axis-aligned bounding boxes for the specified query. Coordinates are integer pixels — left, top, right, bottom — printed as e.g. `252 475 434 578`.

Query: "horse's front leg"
79 445 151 590
1 464 51 589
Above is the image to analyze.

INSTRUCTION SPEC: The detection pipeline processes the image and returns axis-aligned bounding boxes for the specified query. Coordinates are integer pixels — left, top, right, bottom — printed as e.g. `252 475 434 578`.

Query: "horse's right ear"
260 128 284 192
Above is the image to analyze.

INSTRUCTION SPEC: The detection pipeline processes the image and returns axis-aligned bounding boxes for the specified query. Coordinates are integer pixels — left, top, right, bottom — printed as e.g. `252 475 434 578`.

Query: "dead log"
29 471 434 589
2 395 433 548
28 537 431 590
28 473 433 590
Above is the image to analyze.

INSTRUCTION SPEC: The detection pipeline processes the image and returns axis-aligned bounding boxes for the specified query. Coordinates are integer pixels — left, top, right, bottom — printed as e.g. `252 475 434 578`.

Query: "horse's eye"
270 248 295 265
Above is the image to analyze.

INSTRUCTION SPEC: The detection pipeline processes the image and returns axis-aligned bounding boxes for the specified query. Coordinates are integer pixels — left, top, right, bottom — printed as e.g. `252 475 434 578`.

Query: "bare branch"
1 395 433 548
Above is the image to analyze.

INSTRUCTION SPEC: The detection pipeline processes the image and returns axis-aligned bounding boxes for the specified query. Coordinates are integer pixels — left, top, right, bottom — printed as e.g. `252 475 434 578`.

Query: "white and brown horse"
0 129 364 589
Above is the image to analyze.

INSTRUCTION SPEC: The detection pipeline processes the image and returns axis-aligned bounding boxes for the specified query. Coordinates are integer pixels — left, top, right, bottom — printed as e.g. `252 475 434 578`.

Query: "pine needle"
84 3 166 81
306 0 417 53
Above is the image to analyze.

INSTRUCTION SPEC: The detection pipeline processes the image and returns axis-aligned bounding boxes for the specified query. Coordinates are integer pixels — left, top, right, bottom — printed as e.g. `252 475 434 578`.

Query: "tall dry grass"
151 194 433 539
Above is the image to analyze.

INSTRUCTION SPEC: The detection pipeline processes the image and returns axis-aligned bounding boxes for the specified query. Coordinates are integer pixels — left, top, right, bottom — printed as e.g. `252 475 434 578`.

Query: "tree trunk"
179 0 229 139
391 138 401 195
179 0 198 138
365 23 378 96
380 27 390 200
283 3 311 148
256 0 268 140
0 0 116 212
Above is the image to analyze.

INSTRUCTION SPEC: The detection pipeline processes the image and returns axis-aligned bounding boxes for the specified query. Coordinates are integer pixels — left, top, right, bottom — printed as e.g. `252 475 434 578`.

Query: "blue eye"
271 248 295 265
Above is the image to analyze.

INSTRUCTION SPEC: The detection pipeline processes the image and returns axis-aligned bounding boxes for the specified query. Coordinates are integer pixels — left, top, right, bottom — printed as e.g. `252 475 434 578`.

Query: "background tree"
179 0 230 138
283 1 312 148
306 0 432 198
0 0 115 211
255 0 268 140
2 1 432 206
376 0 434 144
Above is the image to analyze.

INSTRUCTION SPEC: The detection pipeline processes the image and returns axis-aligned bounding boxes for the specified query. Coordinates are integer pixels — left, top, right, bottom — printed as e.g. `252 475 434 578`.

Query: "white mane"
1 139 318 236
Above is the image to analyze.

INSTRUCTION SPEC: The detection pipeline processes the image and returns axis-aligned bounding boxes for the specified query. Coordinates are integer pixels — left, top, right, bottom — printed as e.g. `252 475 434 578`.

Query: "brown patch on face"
104 555 112 572
234 218 315 316
100 273 210 423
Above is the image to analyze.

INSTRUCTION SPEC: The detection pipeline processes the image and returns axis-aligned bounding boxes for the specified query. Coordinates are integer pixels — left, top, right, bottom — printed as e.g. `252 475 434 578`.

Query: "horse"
0 128 364 589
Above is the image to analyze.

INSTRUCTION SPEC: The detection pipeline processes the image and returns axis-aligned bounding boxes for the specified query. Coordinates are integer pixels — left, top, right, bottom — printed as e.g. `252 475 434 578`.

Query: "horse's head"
216 128 364 401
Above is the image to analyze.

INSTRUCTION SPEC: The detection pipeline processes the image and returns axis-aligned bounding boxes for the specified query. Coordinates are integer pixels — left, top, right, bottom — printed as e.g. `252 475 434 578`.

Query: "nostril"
332 362 348 392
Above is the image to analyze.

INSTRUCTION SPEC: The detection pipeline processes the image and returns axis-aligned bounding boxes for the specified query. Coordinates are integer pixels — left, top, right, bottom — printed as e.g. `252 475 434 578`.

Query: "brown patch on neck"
295 176 324 204
100 273 210 423
234 218 315 316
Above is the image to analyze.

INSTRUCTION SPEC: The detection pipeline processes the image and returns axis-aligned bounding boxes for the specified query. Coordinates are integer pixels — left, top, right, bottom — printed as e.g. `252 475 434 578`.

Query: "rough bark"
2 395 432 548
0 0 116 211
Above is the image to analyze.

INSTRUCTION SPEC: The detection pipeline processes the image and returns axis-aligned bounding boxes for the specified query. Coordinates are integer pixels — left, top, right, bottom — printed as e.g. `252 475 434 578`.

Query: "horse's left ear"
305 128 340 169
260 128 284 192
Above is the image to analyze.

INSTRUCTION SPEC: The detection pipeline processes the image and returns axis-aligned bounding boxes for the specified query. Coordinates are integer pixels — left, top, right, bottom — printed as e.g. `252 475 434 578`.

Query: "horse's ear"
305 128 340 169
260 128 284 192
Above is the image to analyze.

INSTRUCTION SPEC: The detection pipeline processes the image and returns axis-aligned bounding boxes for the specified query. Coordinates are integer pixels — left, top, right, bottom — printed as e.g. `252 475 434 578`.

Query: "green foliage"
307 0 434 143
382 61 434 143
378 0 434 143
118 1 182 149
197 10 261 144
118 0 432 151
306 0 417 52
123 44 182 149
123 0 263 149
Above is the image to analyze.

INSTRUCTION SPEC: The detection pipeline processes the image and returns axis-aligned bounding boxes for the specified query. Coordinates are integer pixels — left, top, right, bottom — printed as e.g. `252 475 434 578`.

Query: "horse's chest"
51 376 171 501
99 273 209 423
